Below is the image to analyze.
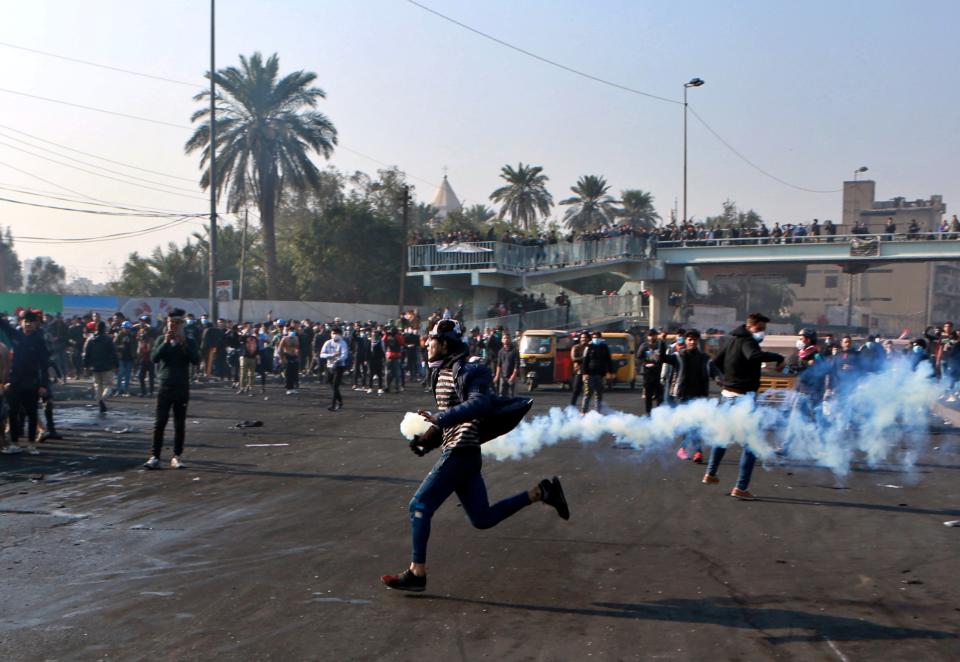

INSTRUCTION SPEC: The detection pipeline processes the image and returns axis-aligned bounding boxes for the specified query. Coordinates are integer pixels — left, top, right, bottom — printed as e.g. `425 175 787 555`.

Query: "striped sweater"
435 367 481 450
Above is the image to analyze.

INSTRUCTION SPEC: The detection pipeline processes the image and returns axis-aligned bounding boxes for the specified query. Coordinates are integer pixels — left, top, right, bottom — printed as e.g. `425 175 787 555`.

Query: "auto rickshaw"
519 330 574 391
601 332 637 389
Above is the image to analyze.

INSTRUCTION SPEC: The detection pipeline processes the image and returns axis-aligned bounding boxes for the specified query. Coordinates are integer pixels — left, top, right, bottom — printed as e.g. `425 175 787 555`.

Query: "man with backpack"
580 331 613 414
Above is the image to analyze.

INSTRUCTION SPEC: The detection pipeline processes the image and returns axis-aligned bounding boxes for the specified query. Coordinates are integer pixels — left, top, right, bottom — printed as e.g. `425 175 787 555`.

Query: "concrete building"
791 181 953 334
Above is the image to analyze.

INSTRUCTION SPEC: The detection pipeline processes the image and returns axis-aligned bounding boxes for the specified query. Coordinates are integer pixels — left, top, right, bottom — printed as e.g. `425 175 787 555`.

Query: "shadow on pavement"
407 594 957 643
756 496 960 517
186 460 420 485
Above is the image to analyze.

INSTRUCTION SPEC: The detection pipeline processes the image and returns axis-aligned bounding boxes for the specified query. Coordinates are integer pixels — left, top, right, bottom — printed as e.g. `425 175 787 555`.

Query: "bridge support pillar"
648 281 671 330
470 285 500 319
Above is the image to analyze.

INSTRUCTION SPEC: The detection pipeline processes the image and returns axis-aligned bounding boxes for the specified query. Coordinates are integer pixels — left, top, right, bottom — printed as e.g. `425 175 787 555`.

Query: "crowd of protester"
634 317 960 498
0 304 482 456
3 301 956 483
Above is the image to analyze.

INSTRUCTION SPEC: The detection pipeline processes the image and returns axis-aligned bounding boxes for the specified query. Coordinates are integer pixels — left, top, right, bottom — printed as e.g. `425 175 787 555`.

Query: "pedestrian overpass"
407 234 960 326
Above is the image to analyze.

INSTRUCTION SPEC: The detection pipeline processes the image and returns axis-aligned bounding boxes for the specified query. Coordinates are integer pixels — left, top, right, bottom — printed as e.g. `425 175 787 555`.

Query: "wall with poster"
62 295 118 319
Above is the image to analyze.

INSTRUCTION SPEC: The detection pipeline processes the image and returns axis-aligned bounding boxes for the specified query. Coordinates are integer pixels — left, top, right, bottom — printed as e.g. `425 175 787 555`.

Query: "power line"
686 107 841 194
405 0 681 105
0 183 205 216
404 0 842 195
0 40 197 88
0 195 204 217
0 122 197 182
0 88 190 129
0 137 209 200
12 216 195 244
0 162 228 217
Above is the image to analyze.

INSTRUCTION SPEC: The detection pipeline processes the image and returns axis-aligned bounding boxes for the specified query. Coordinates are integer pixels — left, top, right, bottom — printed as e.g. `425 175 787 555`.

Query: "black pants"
42 388 56 433
153 387 188 458
569 372 583 406
329 365 344 406
8 388 39 444
138 361 155 395
369 362 384 390
353 359 368 387
285 356 300 390
643 373 663 414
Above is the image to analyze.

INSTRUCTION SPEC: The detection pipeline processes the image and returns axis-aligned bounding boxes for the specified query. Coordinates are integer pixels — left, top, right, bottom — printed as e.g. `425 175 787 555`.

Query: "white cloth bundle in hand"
400 412 433 440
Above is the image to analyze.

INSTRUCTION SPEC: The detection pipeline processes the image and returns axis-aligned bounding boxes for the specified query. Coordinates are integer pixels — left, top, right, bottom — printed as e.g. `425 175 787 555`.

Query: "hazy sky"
2 0 958 283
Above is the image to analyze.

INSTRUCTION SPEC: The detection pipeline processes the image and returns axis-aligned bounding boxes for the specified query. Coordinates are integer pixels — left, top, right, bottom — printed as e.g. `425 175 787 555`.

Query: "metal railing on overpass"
408 235 656 272
409 232 960 273
655 232 960 248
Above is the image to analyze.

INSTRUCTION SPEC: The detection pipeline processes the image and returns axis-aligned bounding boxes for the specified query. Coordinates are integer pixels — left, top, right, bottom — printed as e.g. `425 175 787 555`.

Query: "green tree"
704 199 763 229
25 258 66 294
559 175 619 232
616 189 661 230
107 242 205 297
284 200 403 303
0 226 23 291
489 163 553 232
185 52 338 299
190 223 268 299
435 204 496 235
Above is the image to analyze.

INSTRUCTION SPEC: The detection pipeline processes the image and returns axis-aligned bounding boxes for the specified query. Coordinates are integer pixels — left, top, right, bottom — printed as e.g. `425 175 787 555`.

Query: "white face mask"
795 339 805 350
752 331 766 343
332 334 342 342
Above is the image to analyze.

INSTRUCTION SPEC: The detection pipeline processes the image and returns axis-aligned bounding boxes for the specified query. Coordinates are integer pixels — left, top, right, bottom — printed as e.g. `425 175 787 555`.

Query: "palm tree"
462 204 496 226
489 163 553 232
185 52 337 298
559 175 619 232
616 189 661 230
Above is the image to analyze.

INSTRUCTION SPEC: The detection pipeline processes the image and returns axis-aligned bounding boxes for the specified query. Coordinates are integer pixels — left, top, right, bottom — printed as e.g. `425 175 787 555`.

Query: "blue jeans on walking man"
116 359 133 395
705 391 757 490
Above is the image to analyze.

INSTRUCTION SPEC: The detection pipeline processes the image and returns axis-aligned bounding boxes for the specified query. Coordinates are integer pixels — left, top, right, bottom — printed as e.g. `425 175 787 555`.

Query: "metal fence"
409 232 960 273
408 235 657 272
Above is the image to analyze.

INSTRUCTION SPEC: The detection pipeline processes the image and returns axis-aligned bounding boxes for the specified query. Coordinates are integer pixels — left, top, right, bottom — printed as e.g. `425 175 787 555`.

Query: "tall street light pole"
683 77 704 224
208 0 218 320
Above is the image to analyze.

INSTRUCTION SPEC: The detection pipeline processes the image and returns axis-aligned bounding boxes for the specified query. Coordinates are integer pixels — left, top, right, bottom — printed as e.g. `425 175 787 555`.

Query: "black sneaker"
540 477 570 520
380 569 426 592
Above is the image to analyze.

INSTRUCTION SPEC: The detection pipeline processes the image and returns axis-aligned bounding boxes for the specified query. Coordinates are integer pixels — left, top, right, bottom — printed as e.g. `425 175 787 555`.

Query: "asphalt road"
1 377 959 661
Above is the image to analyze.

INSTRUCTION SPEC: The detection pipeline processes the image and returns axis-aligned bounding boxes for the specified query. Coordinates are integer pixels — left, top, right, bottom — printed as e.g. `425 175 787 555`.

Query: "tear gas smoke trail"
483 357 944 478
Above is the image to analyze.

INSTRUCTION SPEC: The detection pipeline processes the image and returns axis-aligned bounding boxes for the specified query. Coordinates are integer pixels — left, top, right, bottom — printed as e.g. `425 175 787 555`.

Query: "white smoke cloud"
482 357 944 477
400 412 433 440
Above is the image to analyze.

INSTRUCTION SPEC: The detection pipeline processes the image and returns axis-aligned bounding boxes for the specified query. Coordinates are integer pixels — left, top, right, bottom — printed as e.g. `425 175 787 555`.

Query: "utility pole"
207 0 218 320
682 77 704 223
238 209 248 323
398 185 410 320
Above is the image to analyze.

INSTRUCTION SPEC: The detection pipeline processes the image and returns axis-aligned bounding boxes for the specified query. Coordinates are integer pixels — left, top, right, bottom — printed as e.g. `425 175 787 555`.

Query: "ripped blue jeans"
409 446 531 564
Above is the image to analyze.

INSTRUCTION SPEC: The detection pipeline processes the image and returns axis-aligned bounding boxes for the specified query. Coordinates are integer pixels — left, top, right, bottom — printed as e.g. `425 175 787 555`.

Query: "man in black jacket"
703 313 784 498
581 331 614 414
83 321 118 415
663 329 716 462
637 328 667 414
3 310 49 455
144 308 200 470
